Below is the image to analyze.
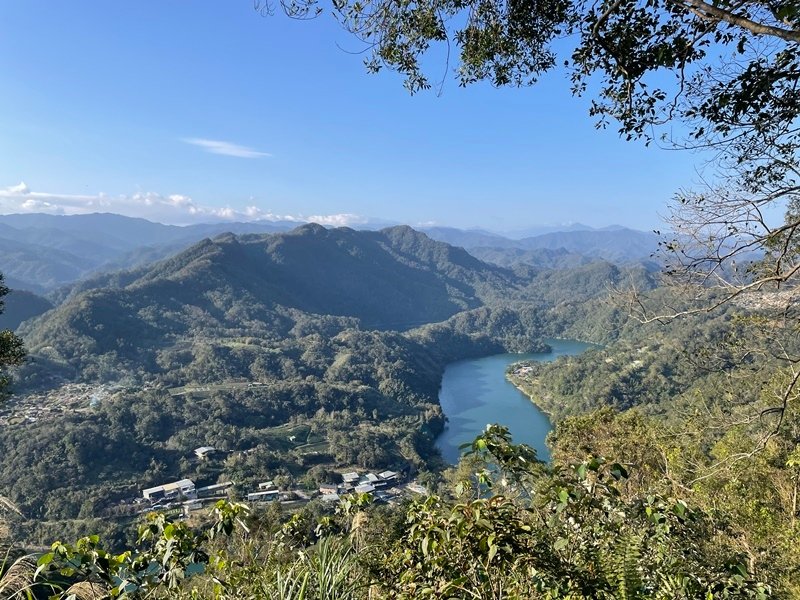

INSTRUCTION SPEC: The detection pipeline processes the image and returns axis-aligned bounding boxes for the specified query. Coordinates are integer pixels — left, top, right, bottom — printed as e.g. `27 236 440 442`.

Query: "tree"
0 273 26 399
257 0 798 142
257 0 800 312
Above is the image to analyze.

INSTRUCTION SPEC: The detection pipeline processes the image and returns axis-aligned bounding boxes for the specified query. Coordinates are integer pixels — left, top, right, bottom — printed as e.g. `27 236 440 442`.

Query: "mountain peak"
293 223 328 236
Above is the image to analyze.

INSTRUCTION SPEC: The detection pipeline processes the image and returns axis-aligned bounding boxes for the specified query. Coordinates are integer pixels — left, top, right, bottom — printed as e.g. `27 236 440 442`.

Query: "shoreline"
505 371 556 420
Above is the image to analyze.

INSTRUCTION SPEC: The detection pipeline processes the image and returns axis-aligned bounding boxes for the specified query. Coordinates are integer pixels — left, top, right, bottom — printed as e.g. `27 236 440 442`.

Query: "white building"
378 470 398 482
143 479 197 502
194 446 217 459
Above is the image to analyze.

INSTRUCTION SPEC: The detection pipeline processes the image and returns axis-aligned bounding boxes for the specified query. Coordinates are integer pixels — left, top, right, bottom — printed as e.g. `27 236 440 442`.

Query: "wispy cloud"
0 182 366 227
183 138 271 158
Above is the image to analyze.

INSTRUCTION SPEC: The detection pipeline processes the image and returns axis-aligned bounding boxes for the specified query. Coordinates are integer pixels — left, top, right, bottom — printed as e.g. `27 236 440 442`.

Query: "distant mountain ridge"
0 289 53 331
0 213 660 294
0 213 296 292
422 225 659 267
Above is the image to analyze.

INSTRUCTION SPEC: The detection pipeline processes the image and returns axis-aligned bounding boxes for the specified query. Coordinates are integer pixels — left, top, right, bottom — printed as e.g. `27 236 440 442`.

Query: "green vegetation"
0 290 52 332
0 427 781 598
2 217 799 595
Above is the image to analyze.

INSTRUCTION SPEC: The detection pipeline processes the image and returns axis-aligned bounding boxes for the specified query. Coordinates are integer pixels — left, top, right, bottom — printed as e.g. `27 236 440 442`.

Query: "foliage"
28 500 250 598
0 273 26 399
10 427 782 598
374 427 772 598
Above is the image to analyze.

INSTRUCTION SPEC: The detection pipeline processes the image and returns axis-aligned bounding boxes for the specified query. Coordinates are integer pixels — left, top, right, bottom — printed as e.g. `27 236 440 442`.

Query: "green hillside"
18 225 522 374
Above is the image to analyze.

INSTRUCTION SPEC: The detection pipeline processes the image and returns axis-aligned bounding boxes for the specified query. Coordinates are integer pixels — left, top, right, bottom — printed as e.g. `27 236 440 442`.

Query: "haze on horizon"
0 2 709 232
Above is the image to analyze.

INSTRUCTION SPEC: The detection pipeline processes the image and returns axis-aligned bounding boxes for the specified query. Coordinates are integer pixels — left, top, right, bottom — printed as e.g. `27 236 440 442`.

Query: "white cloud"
0 182 367 227
183 138 271 158
8 181 30 194
306 213 369 227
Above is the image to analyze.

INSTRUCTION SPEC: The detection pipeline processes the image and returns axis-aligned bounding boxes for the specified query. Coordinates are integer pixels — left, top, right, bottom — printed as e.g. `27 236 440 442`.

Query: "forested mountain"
1 223 659 549
3 221 798 594
0 236 97 293
422 225 659 267
419 226 518 249
18 225 518 372
468 246 593 269
515 227 658 263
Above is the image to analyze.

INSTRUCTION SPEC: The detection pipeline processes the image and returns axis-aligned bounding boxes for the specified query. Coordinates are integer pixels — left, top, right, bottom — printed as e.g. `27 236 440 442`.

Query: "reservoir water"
435 339 593 464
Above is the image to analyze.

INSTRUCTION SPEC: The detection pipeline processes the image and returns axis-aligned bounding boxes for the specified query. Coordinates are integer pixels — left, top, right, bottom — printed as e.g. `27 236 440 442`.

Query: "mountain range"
1 219 655 536
0 213 294 293
0 213 660 295
16 222 653 384
17 224 525 375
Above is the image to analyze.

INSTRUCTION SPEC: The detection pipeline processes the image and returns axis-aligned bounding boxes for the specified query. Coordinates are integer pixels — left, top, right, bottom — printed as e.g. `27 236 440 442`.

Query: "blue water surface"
435 339 593 464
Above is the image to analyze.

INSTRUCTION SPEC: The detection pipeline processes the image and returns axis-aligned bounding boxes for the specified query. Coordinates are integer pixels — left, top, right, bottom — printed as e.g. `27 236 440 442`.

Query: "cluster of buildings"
319 470 409 503
508 363 535 377
246 480 281 502
140 468 427 515
0 383 118 427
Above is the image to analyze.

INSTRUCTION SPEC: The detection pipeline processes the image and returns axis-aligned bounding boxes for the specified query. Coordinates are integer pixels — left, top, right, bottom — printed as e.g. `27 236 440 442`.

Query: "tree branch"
678 0 800 43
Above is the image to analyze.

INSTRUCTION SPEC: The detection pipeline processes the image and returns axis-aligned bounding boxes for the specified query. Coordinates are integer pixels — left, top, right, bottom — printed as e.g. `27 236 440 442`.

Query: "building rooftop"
143 479 196 499
197 482 234 492
247 490 280 500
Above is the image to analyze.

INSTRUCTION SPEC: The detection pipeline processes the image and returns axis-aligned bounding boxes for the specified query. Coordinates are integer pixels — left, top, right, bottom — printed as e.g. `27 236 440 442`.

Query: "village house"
196 482 234 498
342 472 360 487
378 470 398 483
194 446 217 460
319 483 338 495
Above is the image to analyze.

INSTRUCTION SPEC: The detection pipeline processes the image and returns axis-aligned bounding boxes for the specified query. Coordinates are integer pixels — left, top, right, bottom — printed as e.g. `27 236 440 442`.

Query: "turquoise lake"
435 339 593 464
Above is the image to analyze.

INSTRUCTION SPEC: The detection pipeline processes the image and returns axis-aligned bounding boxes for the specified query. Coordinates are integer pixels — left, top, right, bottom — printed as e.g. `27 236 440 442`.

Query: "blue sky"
0 1 708 231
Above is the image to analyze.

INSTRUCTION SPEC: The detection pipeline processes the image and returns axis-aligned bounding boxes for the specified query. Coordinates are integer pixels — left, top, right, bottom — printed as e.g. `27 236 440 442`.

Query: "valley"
1 217 798 595
1 221 647 546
